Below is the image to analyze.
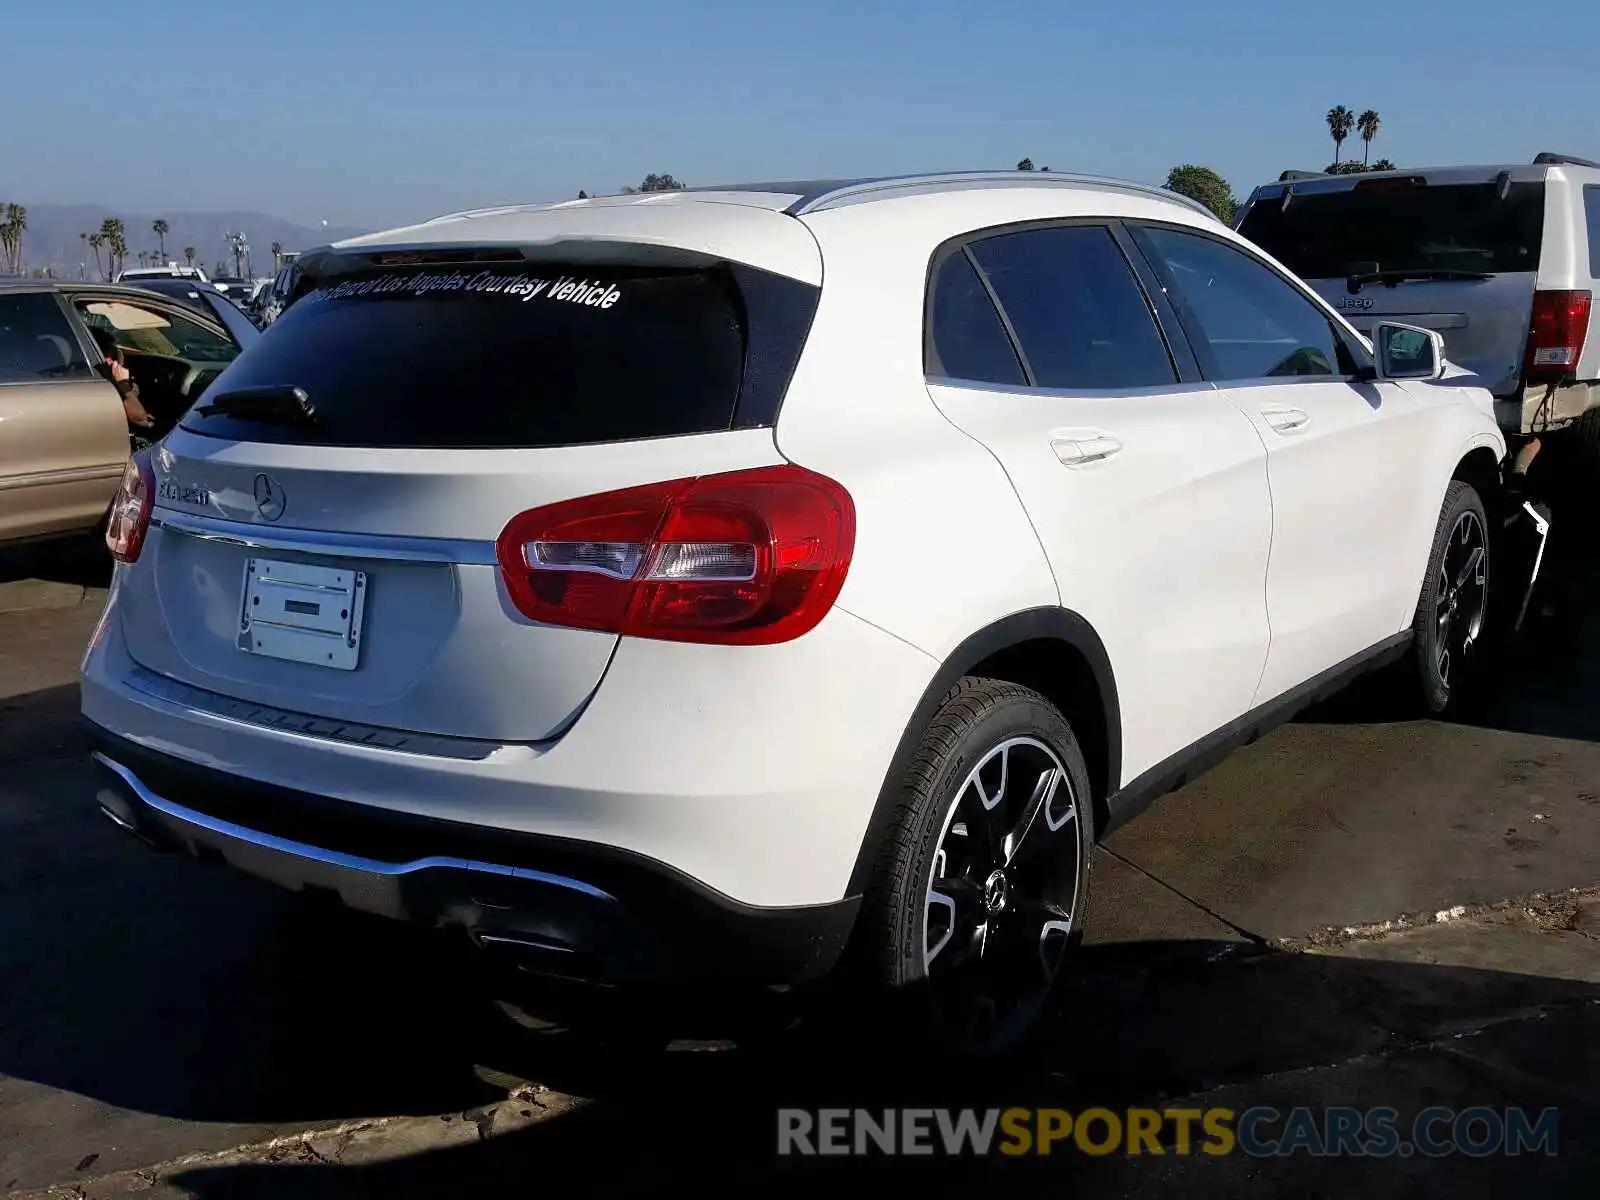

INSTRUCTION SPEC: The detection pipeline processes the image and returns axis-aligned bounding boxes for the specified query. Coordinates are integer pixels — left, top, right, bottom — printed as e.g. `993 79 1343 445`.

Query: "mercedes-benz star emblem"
253 473 286 522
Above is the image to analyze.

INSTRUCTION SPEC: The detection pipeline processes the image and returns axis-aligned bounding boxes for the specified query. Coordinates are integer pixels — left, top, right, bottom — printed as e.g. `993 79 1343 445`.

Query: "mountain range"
4 204 371 278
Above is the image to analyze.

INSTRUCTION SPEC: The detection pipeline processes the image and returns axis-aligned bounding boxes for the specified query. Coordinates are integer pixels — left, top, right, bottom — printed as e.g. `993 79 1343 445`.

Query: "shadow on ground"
1298 510 1600 744
163 941 1599 1197
0 537 111 590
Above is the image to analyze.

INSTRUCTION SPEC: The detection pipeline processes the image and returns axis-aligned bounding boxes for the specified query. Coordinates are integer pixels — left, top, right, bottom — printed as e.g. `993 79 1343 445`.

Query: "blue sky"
4 0 1596 232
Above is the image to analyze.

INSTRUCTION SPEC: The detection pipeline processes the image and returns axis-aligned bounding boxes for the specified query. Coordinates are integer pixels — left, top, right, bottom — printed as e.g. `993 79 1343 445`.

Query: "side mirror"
1372 322 1446 381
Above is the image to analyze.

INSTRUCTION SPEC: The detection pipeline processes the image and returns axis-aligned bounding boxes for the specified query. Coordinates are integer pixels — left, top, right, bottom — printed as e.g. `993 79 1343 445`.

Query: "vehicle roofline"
783 171 1219 220
413 171 1221 230
1243 158 1599 202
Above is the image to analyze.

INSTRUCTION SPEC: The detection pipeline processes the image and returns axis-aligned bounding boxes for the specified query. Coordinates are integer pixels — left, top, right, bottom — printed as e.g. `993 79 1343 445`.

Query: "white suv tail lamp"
495 465 855 644
105 452 155 563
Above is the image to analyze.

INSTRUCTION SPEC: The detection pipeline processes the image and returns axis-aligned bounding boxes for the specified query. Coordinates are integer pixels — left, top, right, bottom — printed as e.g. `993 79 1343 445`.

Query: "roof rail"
1532 151 1600 169
1277 169 1327 181
787 171 1218 220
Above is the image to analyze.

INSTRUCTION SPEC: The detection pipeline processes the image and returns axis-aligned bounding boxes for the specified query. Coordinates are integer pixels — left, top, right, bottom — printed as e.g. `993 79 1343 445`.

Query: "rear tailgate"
1237 173 1546 395
119 229 821 744
1305 273 1537 395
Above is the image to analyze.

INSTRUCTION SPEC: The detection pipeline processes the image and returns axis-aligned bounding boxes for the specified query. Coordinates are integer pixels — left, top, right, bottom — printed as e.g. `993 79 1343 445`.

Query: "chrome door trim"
0 462 125 491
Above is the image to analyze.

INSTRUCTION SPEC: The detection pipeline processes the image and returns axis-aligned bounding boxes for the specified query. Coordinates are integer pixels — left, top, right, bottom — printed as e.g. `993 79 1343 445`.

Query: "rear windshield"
1237 180 1546 279
179 263 755 448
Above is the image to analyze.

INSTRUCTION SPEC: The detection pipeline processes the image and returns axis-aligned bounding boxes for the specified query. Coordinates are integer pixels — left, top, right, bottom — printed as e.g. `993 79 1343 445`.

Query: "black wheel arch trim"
845 606 1121 896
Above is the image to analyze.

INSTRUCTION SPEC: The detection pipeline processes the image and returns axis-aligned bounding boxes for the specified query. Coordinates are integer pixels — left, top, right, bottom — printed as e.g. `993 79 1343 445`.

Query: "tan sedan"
0 281 254 546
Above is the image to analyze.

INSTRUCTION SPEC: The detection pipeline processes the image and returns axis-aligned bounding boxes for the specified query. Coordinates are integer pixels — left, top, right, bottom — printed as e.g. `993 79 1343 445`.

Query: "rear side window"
1586 186 1600 278
0 293 92 384
966 226 1176 390
179 263 805 449
1237 180 1546 279
926 250 1026 386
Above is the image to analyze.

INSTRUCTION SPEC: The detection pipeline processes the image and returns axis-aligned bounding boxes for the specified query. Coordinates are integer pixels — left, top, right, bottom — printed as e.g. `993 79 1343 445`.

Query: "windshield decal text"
302 270 623 308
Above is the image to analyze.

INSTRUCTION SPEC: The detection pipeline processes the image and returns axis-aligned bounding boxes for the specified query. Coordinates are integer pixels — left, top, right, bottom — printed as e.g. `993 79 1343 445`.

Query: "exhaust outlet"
96 787 138 832
96 786 175 851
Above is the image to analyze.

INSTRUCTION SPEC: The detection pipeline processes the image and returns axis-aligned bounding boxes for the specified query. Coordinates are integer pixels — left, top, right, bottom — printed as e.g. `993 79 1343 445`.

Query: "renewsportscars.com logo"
777 1106 1559 1159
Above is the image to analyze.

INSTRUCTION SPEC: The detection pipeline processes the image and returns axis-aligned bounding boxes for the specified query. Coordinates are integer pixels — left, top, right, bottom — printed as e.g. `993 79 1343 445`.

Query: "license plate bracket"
238 557 367 670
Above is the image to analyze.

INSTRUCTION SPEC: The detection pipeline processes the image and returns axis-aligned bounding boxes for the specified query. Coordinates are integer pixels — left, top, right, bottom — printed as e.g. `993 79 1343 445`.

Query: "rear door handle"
1051 434 1123 466
1261 405 1311 434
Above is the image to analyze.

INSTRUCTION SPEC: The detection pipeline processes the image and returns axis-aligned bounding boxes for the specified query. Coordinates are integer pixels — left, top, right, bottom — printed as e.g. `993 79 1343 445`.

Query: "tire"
849 677 1096 1060
1572 405 1600 466
1408 480 1491 714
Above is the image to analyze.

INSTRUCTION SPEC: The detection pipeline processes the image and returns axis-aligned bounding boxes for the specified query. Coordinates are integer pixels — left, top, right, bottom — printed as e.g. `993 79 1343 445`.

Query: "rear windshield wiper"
1346 267 1493 293
196 385 316 426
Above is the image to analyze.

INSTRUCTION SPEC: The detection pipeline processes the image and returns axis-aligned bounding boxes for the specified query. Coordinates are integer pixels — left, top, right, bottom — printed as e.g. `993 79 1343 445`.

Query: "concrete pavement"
0 549 1596 1196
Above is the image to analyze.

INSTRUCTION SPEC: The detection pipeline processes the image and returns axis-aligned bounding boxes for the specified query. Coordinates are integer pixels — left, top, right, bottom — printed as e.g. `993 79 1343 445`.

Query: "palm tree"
1326 105 1355 165
270 241 283 270
99 218 128 279
87 233 105 280
7 204 21 272
2 204 25 273
183 246 196 268
1357 110 1381 167
152 218 169 260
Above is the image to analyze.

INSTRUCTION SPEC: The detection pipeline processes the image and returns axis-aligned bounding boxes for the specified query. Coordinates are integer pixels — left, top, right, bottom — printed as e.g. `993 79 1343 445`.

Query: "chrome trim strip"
93 753 616 902
477 933 576 954
151 510 498 565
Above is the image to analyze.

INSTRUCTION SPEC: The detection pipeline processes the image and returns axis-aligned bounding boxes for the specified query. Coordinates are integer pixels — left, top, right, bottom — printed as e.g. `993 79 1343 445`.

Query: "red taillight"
105 451 154 563
1524 290 1592 383
495 465 855 645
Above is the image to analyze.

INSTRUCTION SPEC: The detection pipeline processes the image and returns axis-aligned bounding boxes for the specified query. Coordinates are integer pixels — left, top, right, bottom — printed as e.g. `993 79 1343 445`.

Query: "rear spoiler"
1533 151 1600 169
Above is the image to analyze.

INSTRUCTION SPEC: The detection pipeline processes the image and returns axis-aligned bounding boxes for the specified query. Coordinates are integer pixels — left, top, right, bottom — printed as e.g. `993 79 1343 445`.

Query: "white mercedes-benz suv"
82 172 1506 1055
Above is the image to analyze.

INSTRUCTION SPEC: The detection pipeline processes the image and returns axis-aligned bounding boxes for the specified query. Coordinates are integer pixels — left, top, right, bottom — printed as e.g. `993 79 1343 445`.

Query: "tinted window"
1586 186 1600 278
926 250 1026 385
1143 226 1343 381
0 293 92 384
180 263 761 448
967 226 1175 389
77 298 238 365
1237 180 1546 279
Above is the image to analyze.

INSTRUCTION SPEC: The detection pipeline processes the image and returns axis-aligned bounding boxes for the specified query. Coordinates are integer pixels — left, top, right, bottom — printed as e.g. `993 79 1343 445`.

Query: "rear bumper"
81 580 937 908
87 726 860 987
1496 381 1599 435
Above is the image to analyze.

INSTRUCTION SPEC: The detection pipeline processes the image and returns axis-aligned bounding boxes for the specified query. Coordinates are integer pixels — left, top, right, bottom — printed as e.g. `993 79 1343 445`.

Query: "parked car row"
114 264 287 327
74 169 1515 1056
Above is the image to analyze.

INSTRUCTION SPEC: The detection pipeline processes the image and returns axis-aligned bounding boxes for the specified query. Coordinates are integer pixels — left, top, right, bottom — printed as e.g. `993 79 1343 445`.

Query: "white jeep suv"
82 172 1506 1054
